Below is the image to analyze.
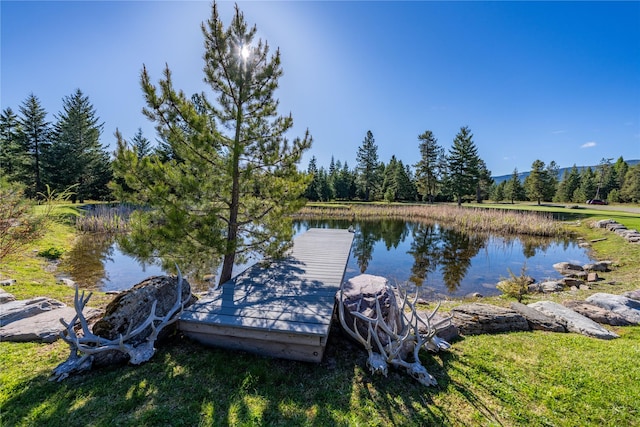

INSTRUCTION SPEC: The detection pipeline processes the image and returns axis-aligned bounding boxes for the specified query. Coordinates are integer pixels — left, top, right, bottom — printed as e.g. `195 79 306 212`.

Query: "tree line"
304 129 640 205
305 126 493 206
3 91 639 206
0 90 112 201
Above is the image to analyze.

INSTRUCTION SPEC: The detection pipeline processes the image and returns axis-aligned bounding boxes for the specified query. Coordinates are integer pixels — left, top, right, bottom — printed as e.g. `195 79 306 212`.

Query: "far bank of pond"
58 218 592 299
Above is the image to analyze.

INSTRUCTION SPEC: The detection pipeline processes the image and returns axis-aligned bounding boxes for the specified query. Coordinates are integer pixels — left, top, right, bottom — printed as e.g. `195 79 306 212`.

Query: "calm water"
60 219 593 298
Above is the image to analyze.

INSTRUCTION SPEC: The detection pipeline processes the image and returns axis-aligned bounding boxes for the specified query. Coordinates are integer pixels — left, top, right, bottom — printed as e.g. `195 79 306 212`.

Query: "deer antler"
51 266 188 382
338 279 450 386
338 287 389 376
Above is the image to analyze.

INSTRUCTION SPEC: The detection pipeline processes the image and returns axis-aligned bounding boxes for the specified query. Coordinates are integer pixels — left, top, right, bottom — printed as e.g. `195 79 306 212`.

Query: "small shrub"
496 264 530 302
37 246 64 260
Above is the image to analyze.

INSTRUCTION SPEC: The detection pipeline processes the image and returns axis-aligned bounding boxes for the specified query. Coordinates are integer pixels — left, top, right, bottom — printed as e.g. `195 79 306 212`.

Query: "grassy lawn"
1 202 639 426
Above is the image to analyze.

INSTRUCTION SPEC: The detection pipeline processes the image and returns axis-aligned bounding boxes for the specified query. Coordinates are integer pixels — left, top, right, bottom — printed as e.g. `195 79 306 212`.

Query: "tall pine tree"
446 126 480 206
524 159 557 205
46 89 112 202
505 168 525 203
113 3 311 286
18 94 50 197
0 108 24 183
131 128 152 160
414 129 445 203
356 130 380 201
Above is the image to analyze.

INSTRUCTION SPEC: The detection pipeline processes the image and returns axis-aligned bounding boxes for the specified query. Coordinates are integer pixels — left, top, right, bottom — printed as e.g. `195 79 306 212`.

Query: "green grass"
2 327 638 426
1 202 640 426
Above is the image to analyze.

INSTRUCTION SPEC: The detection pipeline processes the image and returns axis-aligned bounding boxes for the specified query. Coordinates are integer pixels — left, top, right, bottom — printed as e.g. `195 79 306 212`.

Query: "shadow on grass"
2 330 506 426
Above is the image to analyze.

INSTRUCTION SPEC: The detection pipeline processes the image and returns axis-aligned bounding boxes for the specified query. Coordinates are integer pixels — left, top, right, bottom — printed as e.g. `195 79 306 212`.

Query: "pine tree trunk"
219 93 244 286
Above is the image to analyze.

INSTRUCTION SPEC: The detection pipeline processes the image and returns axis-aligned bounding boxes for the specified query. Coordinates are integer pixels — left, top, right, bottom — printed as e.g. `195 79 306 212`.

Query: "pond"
59 219 593 299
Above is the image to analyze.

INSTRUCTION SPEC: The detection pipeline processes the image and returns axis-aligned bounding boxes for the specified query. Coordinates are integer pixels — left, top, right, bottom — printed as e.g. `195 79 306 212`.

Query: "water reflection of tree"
59 233 114 289
438 227 487 292
352 221 377 273
117 230 222 289
516 235 570 258
351 219 409 273
379 219 408 250
407 222 441 287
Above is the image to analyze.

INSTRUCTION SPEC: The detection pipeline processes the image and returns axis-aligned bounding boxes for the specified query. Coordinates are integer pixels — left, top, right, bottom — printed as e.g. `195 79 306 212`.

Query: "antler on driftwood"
51 266 188 382
338 279 451 386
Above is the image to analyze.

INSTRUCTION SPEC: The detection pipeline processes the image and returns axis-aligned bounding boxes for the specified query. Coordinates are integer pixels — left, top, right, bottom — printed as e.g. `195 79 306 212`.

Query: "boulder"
558 277 584 288
91 275 194 366
606 224 627 232
339 274 402 346
509 302 565 332
0 297 66 327
528 301 618 340
0 279 16 286
450 303 529 336
593 219 616 229
553 262 584 276
465 292 483 299
0 306 102 343
417 311 459 342
57 278 76 287
583 261 612 272
562 300 632 326
622 290 640 301
585 293 640 325
587 272 599 282
540 281 564 293
0 288 16 304
527 283 542 293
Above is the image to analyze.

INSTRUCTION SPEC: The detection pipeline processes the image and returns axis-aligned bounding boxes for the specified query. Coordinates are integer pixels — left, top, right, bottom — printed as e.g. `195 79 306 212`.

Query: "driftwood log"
51 267 190 382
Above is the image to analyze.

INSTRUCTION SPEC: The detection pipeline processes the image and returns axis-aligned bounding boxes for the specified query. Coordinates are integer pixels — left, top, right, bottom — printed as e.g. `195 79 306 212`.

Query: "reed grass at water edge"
294 204 567 237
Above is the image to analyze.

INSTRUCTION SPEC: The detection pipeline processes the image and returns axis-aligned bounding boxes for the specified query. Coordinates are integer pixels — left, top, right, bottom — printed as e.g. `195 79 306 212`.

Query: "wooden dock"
178 228 355 362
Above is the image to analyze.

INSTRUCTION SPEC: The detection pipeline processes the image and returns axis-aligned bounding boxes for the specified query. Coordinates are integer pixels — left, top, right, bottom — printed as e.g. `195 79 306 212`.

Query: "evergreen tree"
475 159 493 203
446 126 480 206
46 89 112 202
381 156 415 202
555 165 580 202
0 108 24 182
328 156 336 176
334 161 355 200
504 168 525 203
113 3 311 286
131 128 152 160
18 94 51 197
414 129 444 203
524 159 556 205
382 155 400 202
402 163 418 201
574 167 597 202
304 156 320 201
544 160 559 201
491 181 505 202
620 164 640 203
317 167 334 201
613 156 629 190
594 158 616 200
355 130 380 202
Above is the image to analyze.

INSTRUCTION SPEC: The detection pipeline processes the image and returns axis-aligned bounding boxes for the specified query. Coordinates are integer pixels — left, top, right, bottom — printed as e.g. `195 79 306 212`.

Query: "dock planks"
178 228 355 362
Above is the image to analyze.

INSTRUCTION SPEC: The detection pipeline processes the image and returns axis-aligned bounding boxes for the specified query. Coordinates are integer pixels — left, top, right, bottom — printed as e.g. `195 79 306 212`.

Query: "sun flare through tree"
112 2 311 286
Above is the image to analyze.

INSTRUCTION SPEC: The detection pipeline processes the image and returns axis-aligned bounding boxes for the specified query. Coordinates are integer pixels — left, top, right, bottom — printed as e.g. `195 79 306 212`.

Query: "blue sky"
2 1 639 176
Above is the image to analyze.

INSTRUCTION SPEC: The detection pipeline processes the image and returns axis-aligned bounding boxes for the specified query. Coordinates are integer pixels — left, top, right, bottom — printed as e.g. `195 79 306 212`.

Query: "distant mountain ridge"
492 159 640 184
